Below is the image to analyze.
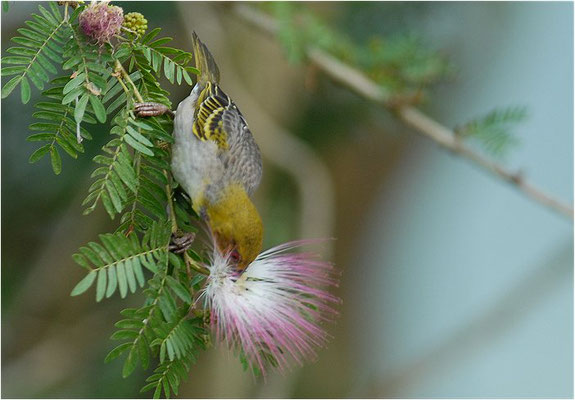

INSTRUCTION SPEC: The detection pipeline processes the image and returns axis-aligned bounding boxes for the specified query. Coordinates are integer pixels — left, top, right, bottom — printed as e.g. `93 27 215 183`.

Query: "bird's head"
205 183 263 273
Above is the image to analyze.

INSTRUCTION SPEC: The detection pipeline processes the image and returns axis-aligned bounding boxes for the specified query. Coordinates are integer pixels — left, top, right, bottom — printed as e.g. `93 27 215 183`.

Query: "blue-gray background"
2 2 573 398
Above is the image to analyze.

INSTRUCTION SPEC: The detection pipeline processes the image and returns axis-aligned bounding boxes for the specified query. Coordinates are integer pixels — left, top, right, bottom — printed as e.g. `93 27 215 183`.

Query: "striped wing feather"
193 83 263 196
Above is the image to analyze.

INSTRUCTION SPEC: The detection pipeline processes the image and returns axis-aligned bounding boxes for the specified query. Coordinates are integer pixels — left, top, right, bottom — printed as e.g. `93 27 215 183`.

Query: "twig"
114 59 144 103
163 169 209 276
164 170 179 234
232 4 574 221
185 252 210 276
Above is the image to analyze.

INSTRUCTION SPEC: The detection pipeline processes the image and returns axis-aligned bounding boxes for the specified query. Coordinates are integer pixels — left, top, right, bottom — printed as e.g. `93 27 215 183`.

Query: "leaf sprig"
1 3 68 102
456 106 528 156
27 76 95 174
70 221 172 300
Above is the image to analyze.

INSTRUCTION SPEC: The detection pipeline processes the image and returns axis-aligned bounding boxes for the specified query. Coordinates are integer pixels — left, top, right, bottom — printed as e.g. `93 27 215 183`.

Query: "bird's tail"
192 32 220 84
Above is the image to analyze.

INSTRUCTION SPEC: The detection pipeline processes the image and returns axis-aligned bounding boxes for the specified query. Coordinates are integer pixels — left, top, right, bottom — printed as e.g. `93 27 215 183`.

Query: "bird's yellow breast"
205 183 263 270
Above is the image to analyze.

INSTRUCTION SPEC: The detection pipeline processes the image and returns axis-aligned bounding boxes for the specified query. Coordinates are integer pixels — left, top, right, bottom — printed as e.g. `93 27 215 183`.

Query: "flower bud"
123 12 148 36
79 2 124 44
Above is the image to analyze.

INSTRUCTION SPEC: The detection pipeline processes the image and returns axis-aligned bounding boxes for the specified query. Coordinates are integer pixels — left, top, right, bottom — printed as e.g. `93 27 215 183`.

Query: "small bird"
135 33 263 272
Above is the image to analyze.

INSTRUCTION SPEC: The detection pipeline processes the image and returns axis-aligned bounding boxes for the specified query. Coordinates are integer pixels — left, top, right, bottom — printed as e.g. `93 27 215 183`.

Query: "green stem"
163 171 209 276
185 253 210 276
115 59 144 103
164 171 178 234
113 67 131 99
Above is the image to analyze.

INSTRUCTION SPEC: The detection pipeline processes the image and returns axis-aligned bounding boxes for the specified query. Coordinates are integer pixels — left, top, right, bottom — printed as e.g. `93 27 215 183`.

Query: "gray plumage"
219 104 263 196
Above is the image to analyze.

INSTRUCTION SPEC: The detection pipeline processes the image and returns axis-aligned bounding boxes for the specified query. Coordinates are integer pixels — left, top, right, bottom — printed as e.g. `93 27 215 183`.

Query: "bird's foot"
134 102 175 118
168 232 196 254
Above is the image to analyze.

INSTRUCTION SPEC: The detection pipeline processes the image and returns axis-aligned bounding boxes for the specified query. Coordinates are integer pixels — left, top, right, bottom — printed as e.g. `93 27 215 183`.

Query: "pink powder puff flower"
78 1 124 44
201 239 341 375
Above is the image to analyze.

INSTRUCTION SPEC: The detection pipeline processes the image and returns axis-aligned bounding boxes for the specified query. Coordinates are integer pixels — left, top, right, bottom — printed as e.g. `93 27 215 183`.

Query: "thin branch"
185 252 210 276
114 59 144 103
232 4 574 221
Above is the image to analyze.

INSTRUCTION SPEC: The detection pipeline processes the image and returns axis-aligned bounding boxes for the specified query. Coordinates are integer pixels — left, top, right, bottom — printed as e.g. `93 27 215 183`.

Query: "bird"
135 33 263 273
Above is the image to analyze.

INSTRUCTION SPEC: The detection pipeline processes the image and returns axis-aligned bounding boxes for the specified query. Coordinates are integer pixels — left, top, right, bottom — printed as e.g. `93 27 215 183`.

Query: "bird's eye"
230 249 241 263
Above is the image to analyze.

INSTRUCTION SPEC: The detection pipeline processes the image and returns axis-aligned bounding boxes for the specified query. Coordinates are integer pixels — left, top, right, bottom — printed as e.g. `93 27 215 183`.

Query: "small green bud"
123 12 148 36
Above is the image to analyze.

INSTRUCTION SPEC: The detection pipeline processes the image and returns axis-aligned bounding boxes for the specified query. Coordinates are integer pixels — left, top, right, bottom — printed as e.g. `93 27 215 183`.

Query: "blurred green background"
2 2 573 398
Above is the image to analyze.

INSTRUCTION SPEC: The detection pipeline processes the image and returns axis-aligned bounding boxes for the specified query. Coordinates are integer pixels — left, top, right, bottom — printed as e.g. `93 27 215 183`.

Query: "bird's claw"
168 232 196 254
134 102 174 118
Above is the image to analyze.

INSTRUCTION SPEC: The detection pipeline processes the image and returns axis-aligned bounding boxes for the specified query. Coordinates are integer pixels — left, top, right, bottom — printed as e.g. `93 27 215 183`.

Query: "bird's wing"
219 105 263 196
192 82 230 148
192 83 263 196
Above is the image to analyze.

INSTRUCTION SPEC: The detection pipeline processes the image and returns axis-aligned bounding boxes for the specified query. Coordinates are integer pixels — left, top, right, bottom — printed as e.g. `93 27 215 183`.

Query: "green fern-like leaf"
457 106 528 156
141 313 205 400
83 108 165 218
141 353 196 399
70 221 172 300
83 139 136 218
129 40 177 106
151 310 203 364
61 8 113 118
115 117 172 233
103 222 175 377
27 76 97 173
106 305 156 378
136 29 199 85
107 265 185 376
1 3 68 102
106 259 207 383
118 150 171 233
112 61 175 232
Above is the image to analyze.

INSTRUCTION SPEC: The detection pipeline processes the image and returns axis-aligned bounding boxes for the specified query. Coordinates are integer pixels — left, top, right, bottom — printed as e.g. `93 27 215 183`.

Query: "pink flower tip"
79 1 124 44
201 239 341 375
